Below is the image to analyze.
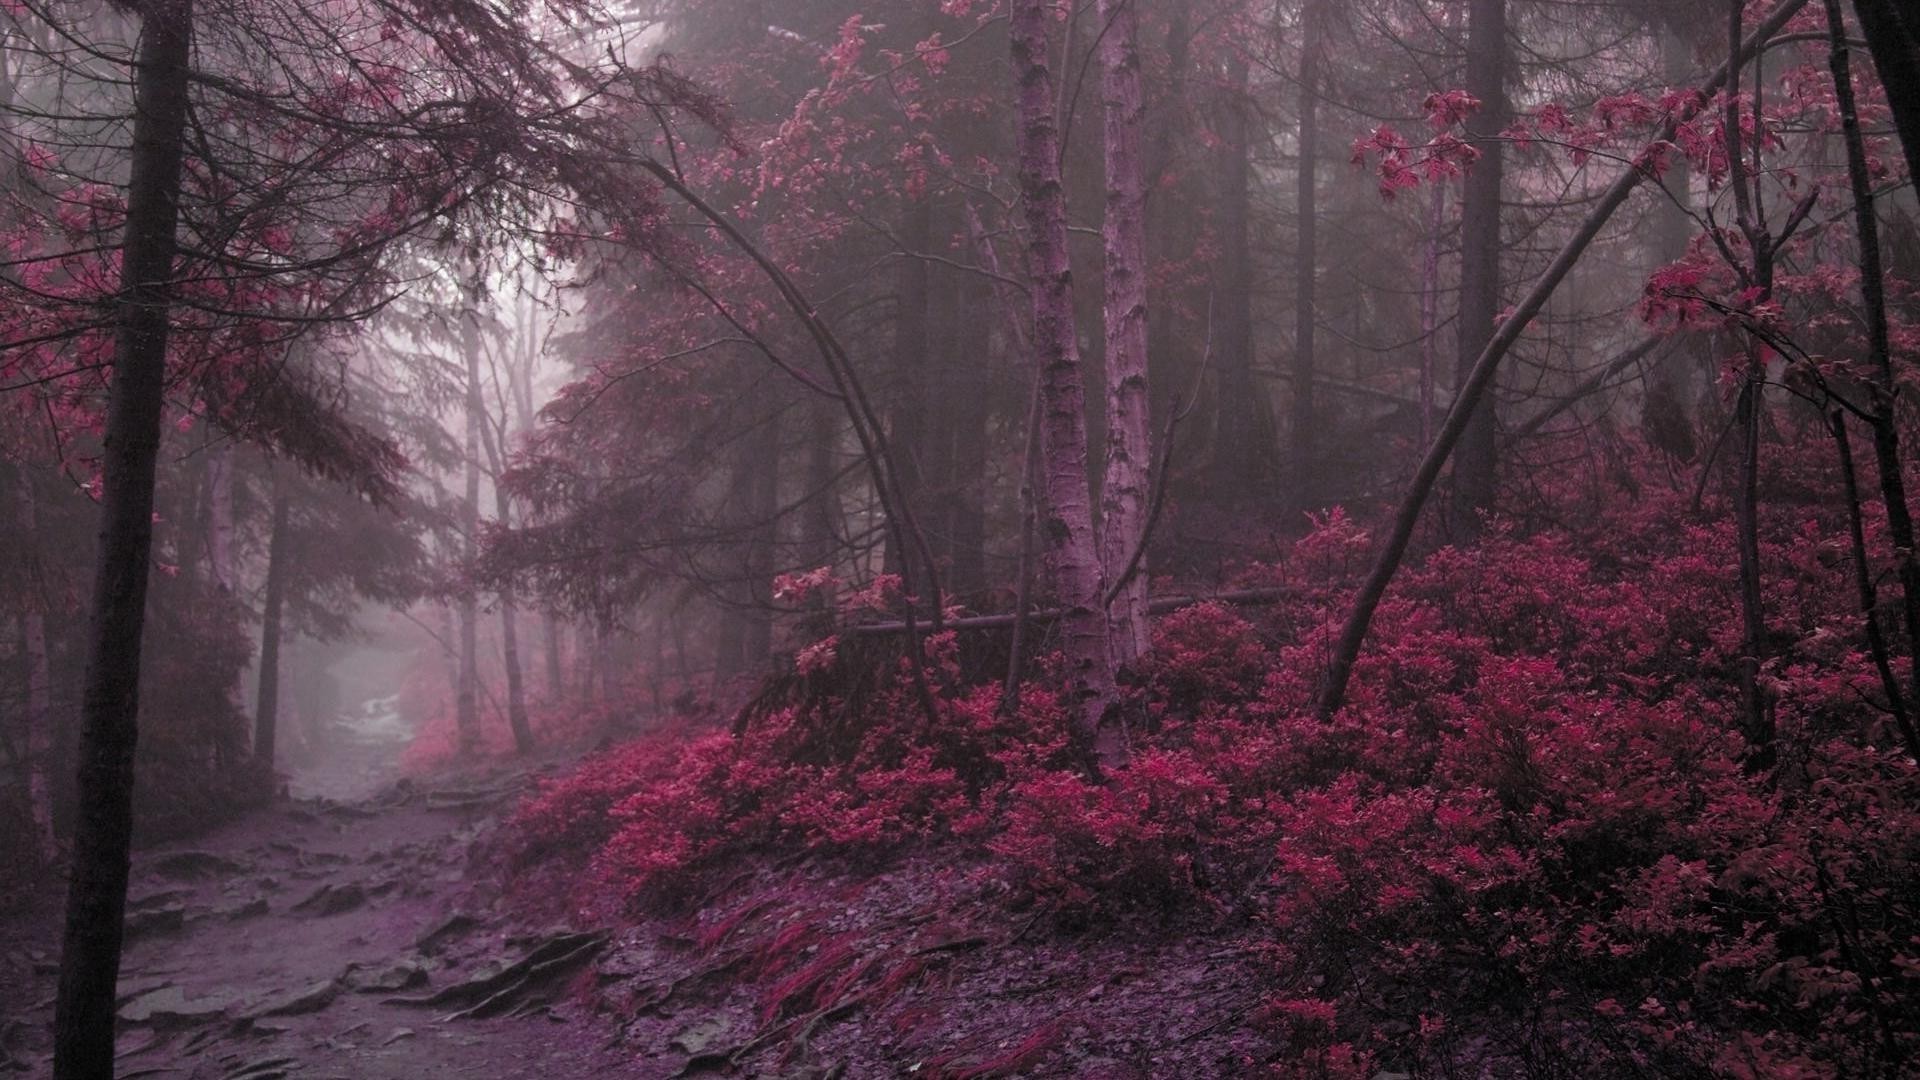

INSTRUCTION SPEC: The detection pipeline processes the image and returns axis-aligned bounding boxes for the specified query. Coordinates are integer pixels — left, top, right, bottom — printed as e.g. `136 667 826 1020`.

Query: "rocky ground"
0 700 1271 1078
0 771 638 1077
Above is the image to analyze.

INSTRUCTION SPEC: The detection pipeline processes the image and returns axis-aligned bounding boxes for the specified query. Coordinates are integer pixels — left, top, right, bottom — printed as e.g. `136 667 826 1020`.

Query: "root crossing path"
0 764 635 1079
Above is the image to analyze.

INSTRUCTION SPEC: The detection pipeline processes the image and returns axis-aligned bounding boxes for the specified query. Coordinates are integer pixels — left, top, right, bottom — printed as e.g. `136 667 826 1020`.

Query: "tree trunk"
1727 0 1775 770
1450 0 1509 532
884 202 932 582
53 1 194 1074
1212 52 1266 500
1012 0 1119 766
1852 0 1920 183
13 466 57 863
1097 0 1152 668
942 273 990 600
497 581 533 754
456 292 484 757
1291 0 1324 509
1825 0 1920 760
595 615 615 704
1643 16 1703 462
478 413 534 755
1418 184 1446 448
21 610 56 861
253 491 290 769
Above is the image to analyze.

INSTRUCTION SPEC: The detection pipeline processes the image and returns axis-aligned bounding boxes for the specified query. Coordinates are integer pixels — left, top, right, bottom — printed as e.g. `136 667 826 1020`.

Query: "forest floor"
0 707 1271 1078
0 696 644 1079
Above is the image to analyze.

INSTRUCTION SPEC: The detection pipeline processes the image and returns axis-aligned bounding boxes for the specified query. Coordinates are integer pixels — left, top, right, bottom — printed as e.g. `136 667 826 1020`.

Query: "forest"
2 0 1919 1076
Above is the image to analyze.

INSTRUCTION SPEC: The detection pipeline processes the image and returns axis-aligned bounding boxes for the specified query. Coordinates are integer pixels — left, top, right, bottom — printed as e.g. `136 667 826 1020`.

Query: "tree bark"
13 466 57 863
54 1 194 1074
253 490 290 769
1012 0 1119 767
1211 52 1266 500
1316 0 1810 718
1292 0 1324 510
456 290 483 757
1726 0 1775 770
478 410 534 754
1852 0 1920 184
1097 0 1152 669
884 202 932 582
1825 0 1920 761
21 609 56 860
1450 0 1509 533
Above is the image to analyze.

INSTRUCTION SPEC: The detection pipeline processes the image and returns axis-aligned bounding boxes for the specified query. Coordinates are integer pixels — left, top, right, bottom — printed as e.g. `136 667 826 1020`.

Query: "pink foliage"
504 438 1920 1072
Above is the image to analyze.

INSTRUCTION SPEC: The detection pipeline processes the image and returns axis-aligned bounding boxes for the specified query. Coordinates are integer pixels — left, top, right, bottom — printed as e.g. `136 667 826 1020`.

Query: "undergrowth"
502 440 1920 1077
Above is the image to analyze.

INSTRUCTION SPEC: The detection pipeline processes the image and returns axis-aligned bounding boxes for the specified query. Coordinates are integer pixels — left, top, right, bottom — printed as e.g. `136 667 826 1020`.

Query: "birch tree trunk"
1097 0 1151 668
54 1 194 1072
1011 0 1119 766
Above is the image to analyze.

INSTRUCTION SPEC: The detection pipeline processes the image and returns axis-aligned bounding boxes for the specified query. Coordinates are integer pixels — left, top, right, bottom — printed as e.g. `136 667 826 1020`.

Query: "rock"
669 1016 742 1057
150 851 246 881
245 979 340 1018
379 1027 415 1047
222 1055 298 1080
343 958 428 994
113 1028 161 1059
116 976 176 1005
415 913 477 954
119 986 236 1025
221 897 270 921
128 888 192 912
123 903 187 942
290 882 365 917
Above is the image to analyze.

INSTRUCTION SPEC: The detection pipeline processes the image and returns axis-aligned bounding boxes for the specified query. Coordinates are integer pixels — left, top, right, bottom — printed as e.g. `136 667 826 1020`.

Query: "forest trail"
0 712 635 1079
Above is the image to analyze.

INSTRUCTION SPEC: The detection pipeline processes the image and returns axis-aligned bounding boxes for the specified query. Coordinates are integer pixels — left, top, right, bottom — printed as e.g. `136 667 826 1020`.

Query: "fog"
4 0 1920 1076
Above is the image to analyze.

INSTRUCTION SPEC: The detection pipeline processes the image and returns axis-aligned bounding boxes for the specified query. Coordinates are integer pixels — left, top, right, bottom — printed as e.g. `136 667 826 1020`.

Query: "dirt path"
0 750 641 1079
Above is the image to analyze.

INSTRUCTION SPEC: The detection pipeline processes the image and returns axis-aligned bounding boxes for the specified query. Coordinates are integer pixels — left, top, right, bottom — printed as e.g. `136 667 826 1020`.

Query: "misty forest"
2 0 1920 1076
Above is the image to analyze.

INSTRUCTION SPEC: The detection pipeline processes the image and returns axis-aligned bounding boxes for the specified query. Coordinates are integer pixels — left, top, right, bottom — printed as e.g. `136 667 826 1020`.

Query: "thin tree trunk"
1097 0 1151 669
595 616 614 705
1012 0 1119 766
1825 0 1920 761
1829 411 1920 758
1316 0 1810 718
497 584 532 753
1212 52 1264 499
478 416 534 754
54 1 194 1073
456 290 483 757
206 446 235 592
505 296 567 705
1292 0 1324 509
253 490 290 769
884 202 932 581
14 466 57 863
1727 0 1775 770
1418 184 1445 448
21 610 56 861
1450 0 1509 532
1643 16 1702 462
